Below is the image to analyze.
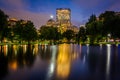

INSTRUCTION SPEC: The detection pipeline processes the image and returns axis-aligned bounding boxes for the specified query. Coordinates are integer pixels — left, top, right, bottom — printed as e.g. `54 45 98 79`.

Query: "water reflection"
106 44 111 80
0 44 37 72
39 45 52 60
8 61 17 71
87 44 89 55
46 45 57 80
12 45 18 55
87 46 99 73
56 44 71 79
3 45 8 56
33 44 38 55
0 52 8 80
0 44 120 80
22 45 27 54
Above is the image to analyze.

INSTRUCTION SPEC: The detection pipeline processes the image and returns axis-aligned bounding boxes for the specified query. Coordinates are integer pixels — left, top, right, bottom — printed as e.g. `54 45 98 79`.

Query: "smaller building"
8 18 18 28
115 12 120 16
71 25 79 34
46 19 56 27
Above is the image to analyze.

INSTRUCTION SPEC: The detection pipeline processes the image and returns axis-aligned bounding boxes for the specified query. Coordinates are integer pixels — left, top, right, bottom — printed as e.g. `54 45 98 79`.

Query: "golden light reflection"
8 61 18 71
3 45 8 56
33 44 38 55
0 46 1 53
12 45 18 55
23 45 27 54
56 44 71 79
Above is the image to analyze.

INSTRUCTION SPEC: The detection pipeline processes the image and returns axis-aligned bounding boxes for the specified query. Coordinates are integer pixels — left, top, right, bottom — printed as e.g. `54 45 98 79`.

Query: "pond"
0 44 120 80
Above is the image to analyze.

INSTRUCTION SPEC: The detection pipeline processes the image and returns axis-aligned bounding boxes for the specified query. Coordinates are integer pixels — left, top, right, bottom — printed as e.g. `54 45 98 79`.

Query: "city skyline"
0 0 120 28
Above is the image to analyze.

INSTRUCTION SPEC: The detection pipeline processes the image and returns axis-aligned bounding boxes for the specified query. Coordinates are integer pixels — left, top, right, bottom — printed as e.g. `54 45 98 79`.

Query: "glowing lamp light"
50 15 54 19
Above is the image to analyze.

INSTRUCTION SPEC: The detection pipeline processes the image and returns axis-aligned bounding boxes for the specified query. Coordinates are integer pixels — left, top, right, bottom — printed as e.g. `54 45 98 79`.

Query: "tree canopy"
0 9 9 42
63 29 74 42
39 26 61 41
77 26 87 44
14 20 38 43
22 21 38 42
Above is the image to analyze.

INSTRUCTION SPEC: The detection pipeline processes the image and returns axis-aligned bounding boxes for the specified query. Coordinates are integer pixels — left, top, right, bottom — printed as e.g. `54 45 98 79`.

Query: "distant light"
50 15 54 19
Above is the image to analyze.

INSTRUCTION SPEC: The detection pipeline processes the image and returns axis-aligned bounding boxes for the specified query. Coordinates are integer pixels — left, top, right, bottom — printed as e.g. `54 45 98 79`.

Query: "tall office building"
56 8 71 32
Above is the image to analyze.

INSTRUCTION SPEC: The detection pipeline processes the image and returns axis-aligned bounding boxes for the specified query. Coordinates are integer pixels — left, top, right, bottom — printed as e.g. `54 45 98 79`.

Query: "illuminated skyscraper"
56 8 71 32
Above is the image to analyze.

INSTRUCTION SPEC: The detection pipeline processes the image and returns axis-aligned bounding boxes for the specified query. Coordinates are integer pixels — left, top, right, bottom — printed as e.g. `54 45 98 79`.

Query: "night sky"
0 0 120 28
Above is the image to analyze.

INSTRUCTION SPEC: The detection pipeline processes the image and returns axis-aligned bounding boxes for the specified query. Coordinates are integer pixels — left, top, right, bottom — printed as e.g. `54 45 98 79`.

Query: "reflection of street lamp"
106 44 111 80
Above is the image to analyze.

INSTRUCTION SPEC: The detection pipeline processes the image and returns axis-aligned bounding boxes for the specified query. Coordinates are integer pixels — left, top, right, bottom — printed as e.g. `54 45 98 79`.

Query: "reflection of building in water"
45 44 80 79
56 44 71 79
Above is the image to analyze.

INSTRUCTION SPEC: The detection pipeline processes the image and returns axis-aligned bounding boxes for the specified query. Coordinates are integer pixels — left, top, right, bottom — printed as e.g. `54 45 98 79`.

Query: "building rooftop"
56 8 71 11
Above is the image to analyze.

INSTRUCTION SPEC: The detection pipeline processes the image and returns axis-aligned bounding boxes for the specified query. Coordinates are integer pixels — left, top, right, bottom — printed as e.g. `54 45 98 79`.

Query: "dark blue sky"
0 0 120 28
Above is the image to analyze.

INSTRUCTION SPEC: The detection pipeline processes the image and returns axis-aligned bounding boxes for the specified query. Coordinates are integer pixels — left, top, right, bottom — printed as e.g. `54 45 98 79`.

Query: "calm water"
0 44 120 80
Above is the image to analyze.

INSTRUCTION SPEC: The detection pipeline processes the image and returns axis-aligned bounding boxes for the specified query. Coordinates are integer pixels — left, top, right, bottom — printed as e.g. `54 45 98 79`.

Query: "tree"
7 23 16 42
0 9 9 42
63 30 74 42
39 26 60 44
14 20 25 42
22 21 38 44
14 20 38 44
99 11 115 37
77 26 87 44
86 14 96 44
99 11 120 41
88 14 96 23
111 15 120 39
86 14 103 44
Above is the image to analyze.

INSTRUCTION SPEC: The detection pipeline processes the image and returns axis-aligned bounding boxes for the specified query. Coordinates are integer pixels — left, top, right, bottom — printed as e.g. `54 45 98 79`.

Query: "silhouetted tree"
77 26 87 44
14 20 25 43
39 26 61 44
14 20 38 44
63 29 74 42
99 11 120 41
0 9 9 42
86 14 103 44
22 21 38 44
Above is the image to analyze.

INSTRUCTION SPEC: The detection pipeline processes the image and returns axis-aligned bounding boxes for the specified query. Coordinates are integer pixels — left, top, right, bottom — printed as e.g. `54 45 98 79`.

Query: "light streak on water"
106 44 111 80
